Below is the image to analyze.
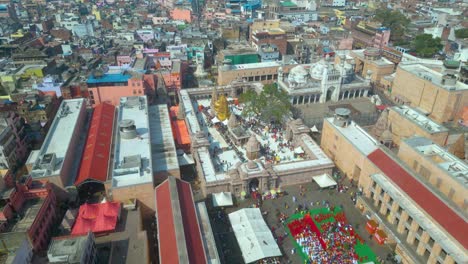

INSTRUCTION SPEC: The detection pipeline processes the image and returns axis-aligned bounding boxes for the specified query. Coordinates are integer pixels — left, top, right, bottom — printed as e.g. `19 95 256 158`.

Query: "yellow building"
397 137 467 213
321 109 468 264
384 105 449 147
249 19 281 42
349 49 395 83
391 64 468 123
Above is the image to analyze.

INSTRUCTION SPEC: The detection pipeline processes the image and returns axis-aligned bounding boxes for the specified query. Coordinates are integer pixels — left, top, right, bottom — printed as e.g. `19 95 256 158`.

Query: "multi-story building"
28 99 87 189
217 61 296 85
47 232 97 264
278 55 372 105
0 112 28 173
87 71 156 107
397 137 467 213
320 109 468 264
391 64 468 123
349 49 395 84
251 28 287 56
375 106 450 147
0 178 57 254
107 96 154 212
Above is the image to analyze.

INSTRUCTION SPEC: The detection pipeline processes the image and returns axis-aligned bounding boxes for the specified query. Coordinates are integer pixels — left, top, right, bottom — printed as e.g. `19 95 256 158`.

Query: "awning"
212 117 221 123
212 192 233 207
312 174 337 188
228 208 282 263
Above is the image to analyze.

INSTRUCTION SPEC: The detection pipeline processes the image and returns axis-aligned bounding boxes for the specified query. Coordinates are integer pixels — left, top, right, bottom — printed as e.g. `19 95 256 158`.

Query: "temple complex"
178 85 334 197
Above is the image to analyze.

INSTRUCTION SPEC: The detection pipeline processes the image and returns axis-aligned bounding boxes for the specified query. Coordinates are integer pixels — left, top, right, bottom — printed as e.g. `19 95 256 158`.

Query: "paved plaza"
208 173 394 264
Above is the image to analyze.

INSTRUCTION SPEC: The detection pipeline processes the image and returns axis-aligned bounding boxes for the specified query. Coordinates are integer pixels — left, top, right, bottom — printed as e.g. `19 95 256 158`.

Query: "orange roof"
71 202 120 235
75 102 115 185
170 106 191 146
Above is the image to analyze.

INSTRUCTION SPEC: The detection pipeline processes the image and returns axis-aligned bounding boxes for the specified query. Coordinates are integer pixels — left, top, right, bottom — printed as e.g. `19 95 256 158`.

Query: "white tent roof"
312 173 337 188
228 208 282 263
212 192 233 207
311 125 319 133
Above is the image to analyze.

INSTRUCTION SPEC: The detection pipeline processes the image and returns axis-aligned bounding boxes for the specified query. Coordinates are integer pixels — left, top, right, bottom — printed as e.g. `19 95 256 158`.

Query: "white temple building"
277 55 372 105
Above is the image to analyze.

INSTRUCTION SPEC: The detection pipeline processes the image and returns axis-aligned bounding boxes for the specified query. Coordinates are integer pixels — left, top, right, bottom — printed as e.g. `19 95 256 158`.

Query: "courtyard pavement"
209 175 394 264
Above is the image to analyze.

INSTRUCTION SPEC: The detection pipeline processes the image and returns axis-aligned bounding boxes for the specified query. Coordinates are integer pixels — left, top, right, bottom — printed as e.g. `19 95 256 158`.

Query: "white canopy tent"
228 208 282 263
312 173 337 188
212 192 233 207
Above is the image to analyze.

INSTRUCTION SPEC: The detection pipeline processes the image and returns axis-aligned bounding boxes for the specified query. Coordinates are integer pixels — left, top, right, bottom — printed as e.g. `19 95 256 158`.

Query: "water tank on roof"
333 108 351 127
119 119 137 139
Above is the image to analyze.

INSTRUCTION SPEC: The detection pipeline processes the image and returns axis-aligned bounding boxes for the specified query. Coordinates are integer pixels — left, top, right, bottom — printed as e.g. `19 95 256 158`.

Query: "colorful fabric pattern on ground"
286 207 378 264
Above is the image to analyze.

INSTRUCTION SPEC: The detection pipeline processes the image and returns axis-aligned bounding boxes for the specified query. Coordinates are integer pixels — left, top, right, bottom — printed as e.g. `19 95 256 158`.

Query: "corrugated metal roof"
75 102 115 185
367 149 468 249
155 177 207 264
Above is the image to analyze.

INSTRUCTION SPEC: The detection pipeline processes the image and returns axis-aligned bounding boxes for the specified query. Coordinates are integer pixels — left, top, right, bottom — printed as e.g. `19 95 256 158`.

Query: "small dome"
310 60 326 80
288 65 309 85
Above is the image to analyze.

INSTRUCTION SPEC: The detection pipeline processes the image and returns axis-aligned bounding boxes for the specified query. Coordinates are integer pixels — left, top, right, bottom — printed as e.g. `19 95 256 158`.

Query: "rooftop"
404 137 468 187
87 73 132 84
148 105 179 173
368 149 468 252
230 61 283 71
372 173 468 263
31 98 85 179
10 198 44 232
155 177 207 264
325 118 379 155
390 105 448 134
195 202 221 264
351 49 394 66
47 233 92 263
75 103 115 185
112 96 153 188
399 64 468 91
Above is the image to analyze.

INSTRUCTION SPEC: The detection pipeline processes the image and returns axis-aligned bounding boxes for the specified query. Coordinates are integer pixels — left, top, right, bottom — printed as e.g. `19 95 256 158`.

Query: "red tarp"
366 220 378 234
71 202 120 236
374 230 387 245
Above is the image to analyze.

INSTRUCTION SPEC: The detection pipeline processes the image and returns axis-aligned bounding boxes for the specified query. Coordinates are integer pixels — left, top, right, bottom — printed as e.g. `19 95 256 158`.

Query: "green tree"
455 28 468 39
412 34 443 58
374 9 410 41
239 83 291 123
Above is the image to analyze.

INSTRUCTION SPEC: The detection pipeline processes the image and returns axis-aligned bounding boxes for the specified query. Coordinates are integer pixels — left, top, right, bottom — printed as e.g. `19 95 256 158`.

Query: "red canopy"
71 202 120 236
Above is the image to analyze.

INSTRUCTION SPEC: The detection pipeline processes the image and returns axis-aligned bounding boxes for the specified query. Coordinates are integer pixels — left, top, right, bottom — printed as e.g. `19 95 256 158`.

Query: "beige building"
397 137 467 213
348 49 395 83
376 105 450 147
391 64 468 123
321 109 468 264
249 19 281 42
217 61 296 86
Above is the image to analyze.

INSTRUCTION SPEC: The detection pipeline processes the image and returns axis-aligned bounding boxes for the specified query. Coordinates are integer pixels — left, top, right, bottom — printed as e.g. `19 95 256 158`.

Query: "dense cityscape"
0 0 466 263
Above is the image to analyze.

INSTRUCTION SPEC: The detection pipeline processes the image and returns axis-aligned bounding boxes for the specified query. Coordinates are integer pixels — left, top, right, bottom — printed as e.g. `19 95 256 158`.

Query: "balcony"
358 196 428 264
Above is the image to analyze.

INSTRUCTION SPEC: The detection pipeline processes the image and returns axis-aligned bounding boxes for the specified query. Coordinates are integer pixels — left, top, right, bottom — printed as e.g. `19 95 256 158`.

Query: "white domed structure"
309 60 326 80
287 65 309 86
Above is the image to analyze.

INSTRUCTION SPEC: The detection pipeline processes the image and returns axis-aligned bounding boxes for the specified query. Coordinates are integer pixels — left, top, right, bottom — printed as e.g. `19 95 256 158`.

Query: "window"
436 178 442 188
412 160 419 170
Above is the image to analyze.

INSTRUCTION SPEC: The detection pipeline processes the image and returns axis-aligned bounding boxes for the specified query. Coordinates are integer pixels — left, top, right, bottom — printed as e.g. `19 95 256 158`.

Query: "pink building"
116 55 133 66
87 72 156 107
170 8 192 22
0 177 57 252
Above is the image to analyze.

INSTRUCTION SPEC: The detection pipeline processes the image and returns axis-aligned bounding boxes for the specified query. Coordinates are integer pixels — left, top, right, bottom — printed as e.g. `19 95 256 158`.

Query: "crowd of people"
288 211 363 264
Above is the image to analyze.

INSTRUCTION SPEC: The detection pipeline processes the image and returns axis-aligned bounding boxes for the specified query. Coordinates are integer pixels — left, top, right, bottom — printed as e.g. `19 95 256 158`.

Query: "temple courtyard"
207 174 395 264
